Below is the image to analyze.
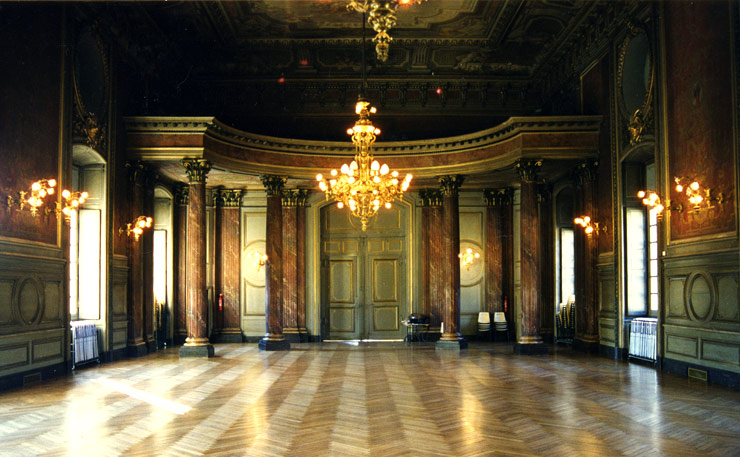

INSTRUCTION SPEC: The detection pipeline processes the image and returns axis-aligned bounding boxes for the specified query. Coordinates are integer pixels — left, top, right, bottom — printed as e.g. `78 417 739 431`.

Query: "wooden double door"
321 204 409 340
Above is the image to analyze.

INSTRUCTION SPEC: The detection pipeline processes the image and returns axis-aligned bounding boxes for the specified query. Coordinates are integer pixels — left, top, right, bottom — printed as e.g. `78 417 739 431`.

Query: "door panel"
366 255 404 338
327 257 361 339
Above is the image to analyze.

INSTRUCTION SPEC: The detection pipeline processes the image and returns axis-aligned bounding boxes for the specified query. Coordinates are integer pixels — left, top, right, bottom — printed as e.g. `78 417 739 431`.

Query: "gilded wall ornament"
182 159 212 184
261 175 286 196
515 159 542 182
438 175 464 196
617 22 654 146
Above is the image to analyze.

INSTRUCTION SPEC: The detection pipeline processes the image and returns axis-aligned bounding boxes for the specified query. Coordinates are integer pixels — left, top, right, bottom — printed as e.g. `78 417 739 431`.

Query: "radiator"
71 320 100 368
629 317 657 361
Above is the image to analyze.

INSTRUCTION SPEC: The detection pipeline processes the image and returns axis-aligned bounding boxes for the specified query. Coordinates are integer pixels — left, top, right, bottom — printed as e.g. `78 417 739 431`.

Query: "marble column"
259 175 290 351
214 189 243 343
143 171 156 352
515 159 548 354
538 183 554 343
179 159 214 358
420 190 444 330
436 175 467 350
574 160 600 352
501 189 515 331
125 161 147 357
485 188 514 340
173 185 188 345
282 189 309 343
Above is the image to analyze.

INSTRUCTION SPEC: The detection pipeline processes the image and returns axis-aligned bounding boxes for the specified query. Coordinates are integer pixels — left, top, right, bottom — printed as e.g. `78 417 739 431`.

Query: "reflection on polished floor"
1 342 739 457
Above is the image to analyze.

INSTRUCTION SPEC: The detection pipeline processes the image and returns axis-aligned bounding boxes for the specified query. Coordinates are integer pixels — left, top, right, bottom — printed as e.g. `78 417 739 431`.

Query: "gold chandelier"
347 0 427 62
317 98 411 230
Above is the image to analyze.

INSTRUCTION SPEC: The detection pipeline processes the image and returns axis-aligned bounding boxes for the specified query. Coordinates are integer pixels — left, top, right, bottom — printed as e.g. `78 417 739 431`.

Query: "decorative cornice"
282 189 310 207
204 116 602 157
174 185 189 206
484 188 513 207
515 159 542 182
419 189 443 207
182 159 211 184
214 189 243 208
261 175 286 196
438 175 464 196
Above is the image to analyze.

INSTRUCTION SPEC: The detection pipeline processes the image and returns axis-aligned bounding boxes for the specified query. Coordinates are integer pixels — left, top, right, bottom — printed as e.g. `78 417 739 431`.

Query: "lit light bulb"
690 181 700 191
48 179 56 187
316 174 323 181
62 189 70 198
337 202 344 209
31 182 41 191
341 164 350 174
371 160 380 171
380 164 389 175
373 176 381 183
385 202 391 209
331 169 338 176
350 161 358 170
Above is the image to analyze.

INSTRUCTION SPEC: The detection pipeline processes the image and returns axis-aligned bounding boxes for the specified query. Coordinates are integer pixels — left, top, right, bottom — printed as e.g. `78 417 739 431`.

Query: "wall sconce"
637 190 681 217
458 248 480 270
7 178 57 216
120 215 152 241
574 215 607 236
247 251 268 271
59 190 88 221
674 177 723 211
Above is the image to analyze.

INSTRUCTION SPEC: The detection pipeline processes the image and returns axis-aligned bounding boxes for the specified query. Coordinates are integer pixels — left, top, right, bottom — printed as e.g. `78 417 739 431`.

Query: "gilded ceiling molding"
126 115 601 180
182 159 211 184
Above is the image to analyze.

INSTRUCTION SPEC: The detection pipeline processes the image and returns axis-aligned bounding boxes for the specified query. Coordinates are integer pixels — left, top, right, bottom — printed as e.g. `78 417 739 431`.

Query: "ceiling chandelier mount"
347 0 428 62
317 11 413 231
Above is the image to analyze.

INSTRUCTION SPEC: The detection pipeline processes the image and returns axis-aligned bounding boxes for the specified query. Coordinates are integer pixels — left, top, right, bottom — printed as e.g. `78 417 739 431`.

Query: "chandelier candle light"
459 248 480 270
317 99 411 230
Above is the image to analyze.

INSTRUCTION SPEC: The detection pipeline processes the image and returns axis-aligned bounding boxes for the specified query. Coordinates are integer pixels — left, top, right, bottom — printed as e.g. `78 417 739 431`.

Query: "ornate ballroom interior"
1 1 740 454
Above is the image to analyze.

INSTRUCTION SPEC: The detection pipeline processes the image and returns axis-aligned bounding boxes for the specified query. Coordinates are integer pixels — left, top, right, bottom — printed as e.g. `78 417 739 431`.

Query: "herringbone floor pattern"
0 342 739 457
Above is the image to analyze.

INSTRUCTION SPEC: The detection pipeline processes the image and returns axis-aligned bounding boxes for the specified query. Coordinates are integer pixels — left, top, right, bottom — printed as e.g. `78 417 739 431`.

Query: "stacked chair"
493 312 510 341
477 312 491 340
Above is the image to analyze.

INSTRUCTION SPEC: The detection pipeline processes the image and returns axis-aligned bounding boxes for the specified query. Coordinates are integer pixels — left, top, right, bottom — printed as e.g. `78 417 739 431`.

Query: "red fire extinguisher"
218 293 224 311
504 296 508 313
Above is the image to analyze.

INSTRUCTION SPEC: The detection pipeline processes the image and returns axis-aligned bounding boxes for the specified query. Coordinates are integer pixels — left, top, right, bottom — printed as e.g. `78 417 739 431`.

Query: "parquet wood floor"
1 342 739 457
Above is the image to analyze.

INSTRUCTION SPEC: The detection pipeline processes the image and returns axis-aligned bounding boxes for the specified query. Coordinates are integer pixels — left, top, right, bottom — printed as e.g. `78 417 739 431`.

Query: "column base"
212 330 243 343
435 339 468 350
259 338 291 351
284 328 308 343
513 343 549 355
127 340 148 358
179 344 215 358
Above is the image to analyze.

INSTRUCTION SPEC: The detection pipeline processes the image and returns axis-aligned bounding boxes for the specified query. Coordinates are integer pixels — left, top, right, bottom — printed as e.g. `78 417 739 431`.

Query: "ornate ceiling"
92 0 606 141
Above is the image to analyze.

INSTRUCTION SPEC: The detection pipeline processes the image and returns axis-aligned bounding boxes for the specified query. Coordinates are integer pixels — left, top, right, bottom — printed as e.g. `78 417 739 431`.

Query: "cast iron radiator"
628 317 657 361
71 320 100 369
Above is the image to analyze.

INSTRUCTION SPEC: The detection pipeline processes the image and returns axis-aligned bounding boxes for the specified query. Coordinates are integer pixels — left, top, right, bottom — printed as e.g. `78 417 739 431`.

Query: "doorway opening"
320 203 410 340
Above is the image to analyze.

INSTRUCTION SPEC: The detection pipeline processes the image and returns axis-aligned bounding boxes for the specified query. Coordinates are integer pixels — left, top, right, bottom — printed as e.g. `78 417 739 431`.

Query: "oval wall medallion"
459 240 483 287
13 276 46 326
685 272 715 322
243 240 267 288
